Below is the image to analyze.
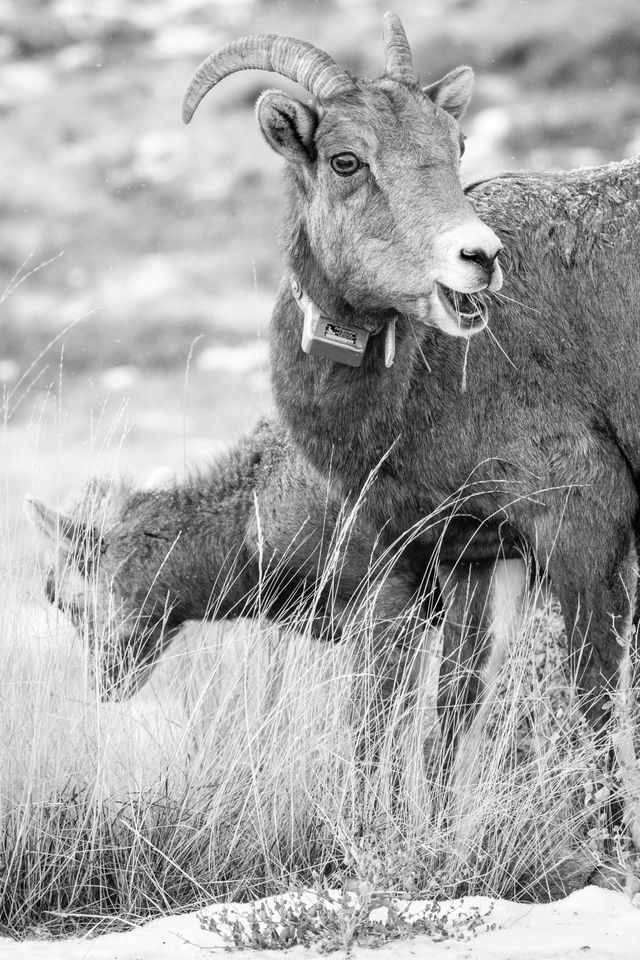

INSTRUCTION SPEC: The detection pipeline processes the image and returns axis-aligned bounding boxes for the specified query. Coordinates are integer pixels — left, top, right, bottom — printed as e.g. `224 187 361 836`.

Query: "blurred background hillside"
2 0 640 511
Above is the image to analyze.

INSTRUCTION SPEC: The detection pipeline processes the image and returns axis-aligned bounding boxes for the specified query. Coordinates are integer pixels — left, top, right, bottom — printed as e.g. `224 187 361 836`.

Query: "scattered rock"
98 364 140 391
464 106 512 171
623 127 640 159
128 128 189 185
141 466 177 491
0 61 53 108
53 42 102 73
567 147 604 168
151 25 216 60
0 358 19 383
196 339 268 373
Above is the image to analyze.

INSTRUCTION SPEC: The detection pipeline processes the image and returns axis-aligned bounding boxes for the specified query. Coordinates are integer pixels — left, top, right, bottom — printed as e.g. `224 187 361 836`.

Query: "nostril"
460 247 498 270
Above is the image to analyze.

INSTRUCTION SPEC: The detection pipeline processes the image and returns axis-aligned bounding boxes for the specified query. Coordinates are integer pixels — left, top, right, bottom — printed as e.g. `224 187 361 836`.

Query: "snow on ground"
2 886 639 959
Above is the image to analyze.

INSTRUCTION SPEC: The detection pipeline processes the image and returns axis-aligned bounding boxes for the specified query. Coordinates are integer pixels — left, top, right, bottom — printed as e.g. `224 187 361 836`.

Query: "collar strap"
290 277 396 368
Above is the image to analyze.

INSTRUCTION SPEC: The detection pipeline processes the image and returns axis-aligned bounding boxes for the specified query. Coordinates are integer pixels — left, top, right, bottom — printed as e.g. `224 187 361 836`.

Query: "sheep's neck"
271 223 428 509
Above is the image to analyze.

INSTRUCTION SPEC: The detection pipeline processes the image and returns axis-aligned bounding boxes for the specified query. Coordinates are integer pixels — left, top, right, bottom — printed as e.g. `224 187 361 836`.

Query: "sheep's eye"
330 152 362 176
459 135 466 158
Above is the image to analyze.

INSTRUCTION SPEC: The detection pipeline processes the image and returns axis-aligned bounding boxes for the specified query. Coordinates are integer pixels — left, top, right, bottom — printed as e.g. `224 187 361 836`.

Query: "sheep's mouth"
436 283 488 332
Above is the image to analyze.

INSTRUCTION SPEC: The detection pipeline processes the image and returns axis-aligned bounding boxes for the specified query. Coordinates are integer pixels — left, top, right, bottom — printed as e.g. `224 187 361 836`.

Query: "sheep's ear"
25 497 82 553
256 90 318 164
423 65 474 120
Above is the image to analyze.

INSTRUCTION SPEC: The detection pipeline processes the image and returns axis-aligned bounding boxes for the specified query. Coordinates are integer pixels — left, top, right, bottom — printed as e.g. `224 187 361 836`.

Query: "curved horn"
182 35 354 123
383 12 415 84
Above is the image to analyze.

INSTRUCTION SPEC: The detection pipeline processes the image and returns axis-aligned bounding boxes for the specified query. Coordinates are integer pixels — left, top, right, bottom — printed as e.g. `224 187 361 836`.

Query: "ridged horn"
383 12 415 84
182 35 354 123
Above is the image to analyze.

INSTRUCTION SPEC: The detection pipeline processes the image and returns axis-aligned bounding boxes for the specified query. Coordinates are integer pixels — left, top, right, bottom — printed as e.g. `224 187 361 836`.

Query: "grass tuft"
1 483 626 940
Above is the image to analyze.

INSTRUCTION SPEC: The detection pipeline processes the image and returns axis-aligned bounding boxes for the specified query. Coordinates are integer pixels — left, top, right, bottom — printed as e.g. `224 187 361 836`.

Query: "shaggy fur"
270 158 640 735
34 420 431 705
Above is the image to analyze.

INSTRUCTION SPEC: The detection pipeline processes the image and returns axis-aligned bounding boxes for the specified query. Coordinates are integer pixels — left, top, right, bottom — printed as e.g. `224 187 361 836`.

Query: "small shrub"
199 885 494 954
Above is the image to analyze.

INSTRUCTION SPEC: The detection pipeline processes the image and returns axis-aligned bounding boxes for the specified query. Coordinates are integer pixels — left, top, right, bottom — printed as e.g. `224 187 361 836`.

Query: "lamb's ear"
25 497 83 554
256 89 318 164
423 65 474 120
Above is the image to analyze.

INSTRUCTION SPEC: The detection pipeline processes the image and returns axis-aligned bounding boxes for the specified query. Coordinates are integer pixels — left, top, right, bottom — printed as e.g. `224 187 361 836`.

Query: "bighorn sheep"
182 12 640 763
30 420 429 756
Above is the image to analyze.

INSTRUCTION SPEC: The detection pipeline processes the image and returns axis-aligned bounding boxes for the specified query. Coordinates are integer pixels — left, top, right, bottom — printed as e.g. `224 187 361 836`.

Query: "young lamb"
30 419 433 765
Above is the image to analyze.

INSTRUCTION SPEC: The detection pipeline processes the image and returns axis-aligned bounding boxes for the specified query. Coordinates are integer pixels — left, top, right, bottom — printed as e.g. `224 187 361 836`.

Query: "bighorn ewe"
182 13 640 760
29 420 429 739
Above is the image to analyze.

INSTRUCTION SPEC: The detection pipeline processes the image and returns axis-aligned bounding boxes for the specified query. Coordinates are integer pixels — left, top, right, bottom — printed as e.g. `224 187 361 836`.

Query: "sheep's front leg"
549 528 639 843
436 558 528 856
347 572 434 785
550 544 638 736
436 558 528 764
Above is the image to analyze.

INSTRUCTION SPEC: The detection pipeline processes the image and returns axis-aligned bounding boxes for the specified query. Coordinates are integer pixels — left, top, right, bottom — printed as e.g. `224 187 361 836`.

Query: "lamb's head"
27 483 183 702
183 12 502 336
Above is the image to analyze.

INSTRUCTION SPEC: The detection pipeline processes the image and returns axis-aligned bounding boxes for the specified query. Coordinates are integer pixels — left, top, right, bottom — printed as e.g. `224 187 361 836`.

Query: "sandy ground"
1 886 639 959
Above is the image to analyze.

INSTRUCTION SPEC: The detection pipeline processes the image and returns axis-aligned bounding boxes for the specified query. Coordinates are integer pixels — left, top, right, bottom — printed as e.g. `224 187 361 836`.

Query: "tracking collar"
290 277 397 368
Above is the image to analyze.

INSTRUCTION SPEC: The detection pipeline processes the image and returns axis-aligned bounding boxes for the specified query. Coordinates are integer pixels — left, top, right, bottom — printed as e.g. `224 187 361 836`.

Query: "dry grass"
1 444 628 940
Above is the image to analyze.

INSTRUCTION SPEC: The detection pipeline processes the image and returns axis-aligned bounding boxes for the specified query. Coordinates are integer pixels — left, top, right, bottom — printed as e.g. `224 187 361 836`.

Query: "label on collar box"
300 301 369 367
324 322 358 346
